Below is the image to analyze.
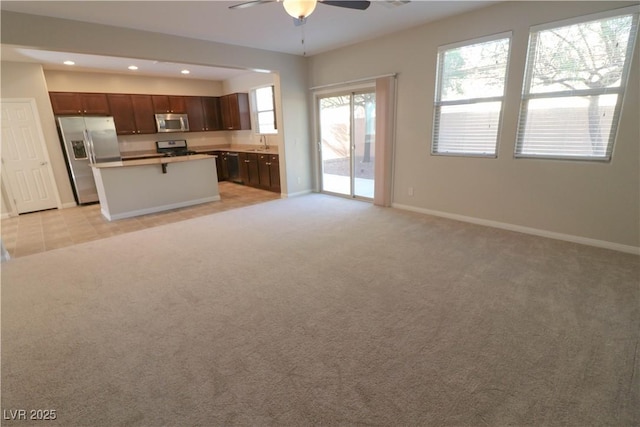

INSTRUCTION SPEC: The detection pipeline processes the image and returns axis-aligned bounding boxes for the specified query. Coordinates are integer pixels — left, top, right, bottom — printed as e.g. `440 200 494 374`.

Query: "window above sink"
251 85 277 135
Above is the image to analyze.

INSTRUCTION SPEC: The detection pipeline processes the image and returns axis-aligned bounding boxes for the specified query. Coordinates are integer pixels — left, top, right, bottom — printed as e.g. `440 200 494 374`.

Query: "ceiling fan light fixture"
282 0 317 19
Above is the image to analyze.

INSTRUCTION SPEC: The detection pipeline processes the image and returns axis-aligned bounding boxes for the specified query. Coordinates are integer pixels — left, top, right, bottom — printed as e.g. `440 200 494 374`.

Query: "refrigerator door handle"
84 129 95 164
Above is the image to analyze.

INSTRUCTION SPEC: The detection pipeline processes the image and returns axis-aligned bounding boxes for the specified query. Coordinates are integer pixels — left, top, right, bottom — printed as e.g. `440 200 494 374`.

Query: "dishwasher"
226 152 242 183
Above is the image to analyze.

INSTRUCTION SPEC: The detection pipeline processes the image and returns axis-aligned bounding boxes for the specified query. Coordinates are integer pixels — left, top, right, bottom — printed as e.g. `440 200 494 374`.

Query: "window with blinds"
516 8 638 161
432 33 511 157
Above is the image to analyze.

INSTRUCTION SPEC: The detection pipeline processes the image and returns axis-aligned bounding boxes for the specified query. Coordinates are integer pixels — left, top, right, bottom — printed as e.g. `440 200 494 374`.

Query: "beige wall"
44 69 224 96
309 1 639 250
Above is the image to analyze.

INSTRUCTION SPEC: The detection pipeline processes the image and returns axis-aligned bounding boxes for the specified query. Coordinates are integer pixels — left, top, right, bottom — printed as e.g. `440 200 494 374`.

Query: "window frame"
431 31 512 158
515 6 639 162
251 85 277 135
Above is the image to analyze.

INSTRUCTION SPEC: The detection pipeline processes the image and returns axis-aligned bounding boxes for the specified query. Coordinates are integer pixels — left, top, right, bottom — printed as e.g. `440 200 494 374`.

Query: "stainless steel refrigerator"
57 116 122 204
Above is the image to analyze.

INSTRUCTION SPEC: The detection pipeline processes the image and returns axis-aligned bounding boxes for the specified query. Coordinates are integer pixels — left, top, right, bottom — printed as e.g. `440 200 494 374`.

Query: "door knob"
40 161 48 166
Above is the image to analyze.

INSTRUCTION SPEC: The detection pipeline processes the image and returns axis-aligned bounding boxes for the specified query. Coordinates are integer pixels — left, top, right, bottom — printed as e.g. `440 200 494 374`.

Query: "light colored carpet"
2 194 639 426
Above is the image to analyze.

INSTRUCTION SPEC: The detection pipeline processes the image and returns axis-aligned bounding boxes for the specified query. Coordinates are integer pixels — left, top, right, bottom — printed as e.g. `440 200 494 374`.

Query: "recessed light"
181 69 190 75
63 60 75 66
128 65 138 71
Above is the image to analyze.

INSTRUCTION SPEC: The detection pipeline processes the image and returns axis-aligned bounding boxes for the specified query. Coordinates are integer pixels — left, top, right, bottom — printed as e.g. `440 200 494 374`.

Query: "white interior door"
1 100 58 214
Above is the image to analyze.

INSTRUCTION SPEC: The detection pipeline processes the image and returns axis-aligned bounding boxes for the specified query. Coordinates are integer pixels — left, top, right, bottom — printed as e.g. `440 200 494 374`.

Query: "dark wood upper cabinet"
185 97 205 132
130 95 157 134
152 95 187 113
81 93 111 115
107 94 156 135
50 92 110 115
220 93 250 130
107 94 136 134
50 92 251 133
185 96 223 132
202 97 222 131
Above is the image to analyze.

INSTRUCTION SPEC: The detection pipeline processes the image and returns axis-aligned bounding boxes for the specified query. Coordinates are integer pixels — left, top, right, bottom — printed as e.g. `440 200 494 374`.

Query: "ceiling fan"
229 0 371 25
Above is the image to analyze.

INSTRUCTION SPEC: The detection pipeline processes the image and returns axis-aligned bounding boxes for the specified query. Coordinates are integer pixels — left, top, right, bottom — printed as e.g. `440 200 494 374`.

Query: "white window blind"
516 8 639 160
252 85 277 134
432 34 511 157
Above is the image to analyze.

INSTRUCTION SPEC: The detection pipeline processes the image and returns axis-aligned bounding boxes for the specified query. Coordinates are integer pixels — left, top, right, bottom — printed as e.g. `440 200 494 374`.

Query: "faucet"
260 135 269 150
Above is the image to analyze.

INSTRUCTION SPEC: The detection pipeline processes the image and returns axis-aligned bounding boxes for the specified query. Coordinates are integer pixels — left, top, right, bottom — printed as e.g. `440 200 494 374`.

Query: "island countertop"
93 154 214 169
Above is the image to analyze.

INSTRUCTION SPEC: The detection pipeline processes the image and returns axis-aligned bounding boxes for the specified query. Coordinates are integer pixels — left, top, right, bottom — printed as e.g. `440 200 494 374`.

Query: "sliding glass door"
318 90 375 199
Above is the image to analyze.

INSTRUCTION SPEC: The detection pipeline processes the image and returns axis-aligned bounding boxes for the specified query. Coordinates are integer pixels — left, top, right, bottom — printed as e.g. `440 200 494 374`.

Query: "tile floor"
1 182 280 259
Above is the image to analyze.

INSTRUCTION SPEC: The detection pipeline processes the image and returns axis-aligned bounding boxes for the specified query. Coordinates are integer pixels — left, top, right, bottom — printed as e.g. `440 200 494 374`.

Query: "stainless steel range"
155 139 197 157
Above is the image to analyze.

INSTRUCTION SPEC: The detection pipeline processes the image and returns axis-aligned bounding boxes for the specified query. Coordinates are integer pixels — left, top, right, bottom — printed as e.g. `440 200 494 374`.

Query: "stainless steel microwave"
155 113 189 133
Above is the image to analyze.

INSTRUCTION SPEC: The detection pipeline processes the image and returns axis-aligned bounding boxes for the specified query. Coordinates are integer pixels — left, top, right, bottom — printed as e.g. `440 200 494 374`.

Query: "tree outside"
521 14 635 157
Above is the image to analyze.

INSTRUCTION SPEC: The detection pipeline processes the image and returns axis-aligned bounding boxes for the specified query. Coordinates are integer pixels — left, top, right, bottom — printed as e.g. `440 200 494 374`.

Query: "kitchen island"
91 154 219 221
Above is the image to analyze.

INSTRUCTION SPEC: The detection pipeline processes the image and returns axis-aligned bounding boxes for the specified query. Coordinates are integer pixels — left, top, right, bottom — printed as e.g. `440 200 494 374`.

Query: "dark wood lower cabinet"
223 152 280 193
258 154 280 192
268 155 281 193
239 153 260 187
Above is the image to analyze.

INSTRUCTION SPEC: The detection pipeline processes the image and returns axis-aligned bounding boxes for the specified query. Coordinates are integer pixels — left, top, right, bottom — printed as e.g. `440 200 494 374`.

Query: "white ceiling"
1 0 496 81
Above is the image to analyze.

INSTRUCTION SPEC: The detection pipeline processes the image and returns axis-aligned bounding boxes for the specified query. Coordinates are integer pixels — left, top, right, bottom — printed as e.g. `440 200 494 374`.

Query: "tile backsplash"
118 131 231 153
117 130 279 153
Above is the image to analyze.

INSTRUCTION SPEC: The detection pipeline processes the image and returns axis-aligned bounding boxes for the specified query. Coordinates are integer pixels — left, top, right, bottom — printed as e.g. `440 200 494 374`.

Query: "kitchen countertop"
120 145 278 160
225 145 279 154
93 154 214 168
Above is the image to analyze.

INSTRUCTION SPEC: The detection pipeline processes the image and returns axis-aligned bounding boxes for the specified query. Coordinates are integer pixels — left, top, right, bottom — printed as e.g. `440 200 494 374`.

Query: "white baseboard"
391 203 640 255
1 212 11 220
102 196 221 221
61 202 78 209
285 189 313 198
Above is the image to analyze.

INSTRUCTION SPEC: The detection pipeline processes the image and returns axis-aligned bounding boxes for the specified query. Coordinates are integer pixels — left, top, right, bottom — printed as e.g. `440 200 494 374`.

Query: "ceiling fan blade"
319 1 371 10
228 0 275 10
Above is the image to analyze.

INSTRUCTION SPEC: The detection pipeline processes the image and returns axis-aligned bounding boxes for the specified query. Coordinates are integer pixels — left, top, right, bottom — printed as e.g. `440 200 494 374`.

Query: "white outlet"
408 187 414 196
297 176 302 184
